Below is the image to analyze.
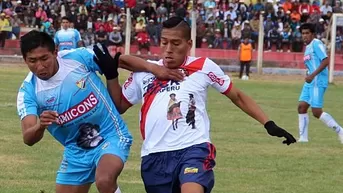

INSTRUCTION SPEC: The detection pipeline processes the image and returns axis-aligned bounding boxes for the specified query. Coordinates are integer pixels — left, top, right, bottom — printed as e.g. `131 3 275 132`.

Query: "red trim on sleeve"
221 82 233 95
121 93 133 107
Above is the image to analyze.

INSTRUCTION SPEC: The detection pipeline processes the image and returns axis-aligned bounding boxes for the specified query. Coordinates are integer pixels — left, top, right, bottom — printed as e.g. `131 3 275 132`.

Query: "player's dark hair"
20 30 55 59
300 23 316 34
61 16 70 22
162 17 191 40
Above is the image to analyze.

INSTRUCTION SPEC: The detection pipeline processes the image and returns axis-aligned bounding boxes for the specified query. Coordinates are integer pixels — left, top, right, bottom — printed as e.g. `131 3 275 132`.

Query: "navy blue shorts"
141 142 216 193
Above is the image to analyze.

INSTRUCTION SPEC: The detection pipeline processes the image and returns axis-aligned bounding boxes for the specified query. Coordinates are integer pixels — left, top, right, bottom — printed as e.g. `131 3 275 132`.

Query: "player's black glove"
264 121 296 145
93 43 121 80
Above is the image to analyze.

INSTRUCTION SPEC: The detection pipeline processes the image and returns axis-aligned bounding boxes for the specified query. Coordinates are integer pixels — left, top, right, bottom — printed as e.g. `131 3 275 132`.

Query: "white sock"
299 113 309 140
319 112 343 134
114 187 121 193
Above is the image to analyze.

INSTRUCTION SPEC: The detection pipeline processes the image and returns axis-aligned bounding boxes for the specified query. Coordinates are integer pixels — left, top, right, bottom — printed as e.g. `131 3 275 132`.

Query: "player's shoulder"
184 56 219 70
19 72 35 92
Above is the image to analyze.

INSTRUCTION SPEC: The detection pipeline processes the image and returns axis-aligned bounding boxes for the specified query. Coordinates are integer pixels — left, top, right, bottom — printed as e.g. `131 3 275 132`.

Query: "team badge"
76 78 86 89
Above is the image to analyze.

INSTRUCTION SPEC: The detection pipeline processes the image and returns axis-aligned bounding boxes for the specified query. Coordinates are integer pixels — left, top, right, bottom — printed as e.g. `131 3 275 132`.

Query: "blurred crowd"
0 0 343 53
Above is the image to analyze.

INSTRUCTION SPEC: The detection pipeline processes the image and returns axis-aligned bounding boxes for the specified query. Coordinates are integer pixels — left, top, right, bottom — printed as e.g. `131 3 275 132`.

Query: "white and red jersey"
122 56 232 157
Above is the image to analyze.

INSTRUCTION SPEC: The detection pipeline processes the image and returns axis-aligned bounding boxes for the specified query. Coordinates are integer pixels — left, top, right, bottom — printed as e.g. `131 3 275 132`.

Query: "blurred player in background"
298 23 343 143
93 17 296 193
16 31 183 193
54 16 83 51
238 37 253 80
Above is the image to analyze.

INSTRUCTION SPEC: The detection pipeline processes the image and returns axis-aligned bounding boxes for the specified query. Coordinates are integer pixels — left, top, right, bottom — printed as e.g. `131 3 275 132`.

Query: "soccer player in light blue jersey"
298 23 343 143
16 31 184 193
54 16 83 51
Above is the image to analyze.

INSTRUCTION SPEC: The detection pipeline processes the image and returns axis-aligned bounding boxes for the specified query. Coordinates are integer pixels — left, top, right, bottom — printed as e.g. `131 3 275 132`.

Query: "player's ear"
187 39 192 51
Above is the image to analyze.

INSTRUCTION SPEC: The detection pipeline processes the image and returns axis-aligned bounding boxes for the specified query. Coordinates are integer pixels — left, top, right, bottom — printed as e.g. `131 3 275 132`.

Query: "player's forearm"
22 124 45 146
231 90 269 125
311 58 329 77
119 55 156 73
106 79 127 114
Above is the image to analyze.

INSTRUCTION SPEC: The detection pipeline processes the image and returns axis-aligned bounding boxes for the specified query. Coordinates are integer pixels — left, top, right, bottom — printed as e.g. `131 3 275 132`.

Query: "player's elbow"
23 137 36 146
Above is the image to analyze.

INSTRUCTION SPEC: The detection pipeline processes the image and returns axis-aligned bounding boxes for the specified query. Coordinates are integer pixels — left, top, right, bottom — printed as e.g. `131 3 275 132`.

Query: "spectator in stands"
14 0 25 22
253 0 264 12
11 12 21 39
35 6 47 28
222 21 231 49
108 26 122 47
137 10 146 24
267 25 281 52
320 1 333 15
291 25 303 52
146 19 158 46
241 21 252 42
0 13 9 48
316 18 326 39
96 25 107 45
231 23 242 49
281 27 291 52
213 28 224 49
136 25 151 55
135 18 145 32
82 27 95 47
333 1 343 13
104 17 114 33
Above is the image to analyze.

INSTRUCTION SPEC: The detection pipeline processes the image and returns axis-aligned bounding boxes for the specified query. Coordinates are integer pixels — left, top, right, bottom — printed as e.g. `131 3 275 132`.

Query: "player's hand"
305 74 314 83
39 110 59 128
264 121 296 145
93 43 119 80
151 65 184 82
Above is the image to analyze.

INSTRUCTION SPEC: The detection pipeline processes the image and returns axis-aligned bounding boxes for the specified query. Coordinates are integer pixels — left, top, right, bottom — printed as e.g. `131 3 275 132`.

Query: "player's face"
24 47 58 80
301 29 314 45
61 19 70 29
160 28 192 69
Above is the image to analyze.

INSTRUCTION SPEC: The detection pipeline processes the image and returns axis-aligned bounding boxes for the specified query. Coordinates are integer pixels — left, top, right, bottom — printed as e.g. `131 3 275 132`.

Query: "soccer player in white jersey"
16 31 183 193
54 16 83 51
93 17 296 193
298 23 343 143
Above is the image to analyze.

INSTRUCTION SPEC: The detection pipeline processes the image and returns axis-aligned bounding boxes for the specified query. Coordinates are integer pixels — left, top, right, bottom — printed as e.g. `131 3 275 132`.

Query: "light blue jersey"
299 39 328 108
17 47 132 150
17 48 132 185
303 38 328 88
54 28 81 51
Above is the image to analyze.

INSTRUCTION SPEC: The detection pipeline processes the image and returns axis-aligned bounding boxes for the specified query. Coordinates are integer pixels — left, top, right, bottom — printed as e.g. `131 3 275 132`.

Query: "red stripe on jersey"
221 82 233 95
140 79 169 140
182 57 206 75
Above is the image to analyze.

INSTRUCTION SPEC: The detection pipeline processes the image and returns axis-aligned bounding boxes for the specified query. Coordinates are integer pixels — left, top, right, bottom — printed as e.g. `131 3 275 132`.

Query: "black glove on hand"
264 121 296 145
93 43 121 80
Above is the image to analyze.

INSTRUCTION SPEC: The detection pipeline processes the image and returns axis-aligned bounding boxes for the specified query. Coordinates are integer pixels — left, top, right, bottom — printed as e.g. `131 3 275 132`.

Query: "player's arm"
205 59 296 145
21 112 57 146
225 85 269 125
17 83 58 146
118 55 184 80
75 30 84 48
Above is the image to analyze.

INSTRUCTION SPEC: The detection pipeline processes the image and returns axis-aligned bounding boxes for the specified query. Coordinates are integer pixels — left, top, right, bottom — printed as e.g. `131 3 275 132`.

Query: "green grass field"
1 67 343 193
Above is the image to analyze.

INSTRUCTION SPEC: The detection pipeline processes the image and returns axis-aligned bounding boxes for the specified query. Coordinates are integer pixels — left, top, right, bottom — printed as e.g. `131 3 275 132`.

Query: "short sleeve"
54 31 59 44
74 29 82 41
313 40 327 61
17 80 38 120
203 58 232 95
122 72 142 105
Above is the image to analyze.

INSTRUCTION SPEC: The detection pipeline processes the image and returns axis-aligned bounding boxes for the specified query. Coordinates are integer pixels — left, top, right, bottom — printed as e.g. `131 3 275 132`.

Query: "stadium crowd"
0 0 342 53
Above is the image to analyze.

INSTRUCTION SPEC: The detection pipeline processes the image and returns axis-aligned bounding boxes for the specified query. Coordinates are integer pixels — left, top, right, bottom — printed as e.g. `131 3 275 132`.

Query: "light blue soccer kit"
299 39 328 108
16 48 132 185
54 28 81 51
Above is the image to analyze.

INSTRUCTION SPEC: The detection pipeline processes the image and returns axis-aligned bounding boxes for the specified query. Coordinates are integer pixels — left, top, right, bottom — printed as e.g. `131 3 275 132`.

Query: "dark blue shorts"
141 142 216 193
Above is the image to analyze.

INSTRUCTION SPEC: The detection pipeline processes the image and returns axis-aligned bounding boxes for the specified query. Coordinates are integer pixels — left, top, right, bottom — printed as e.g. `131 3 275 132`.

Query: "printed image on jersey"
167 93 182 130
186 94 196 129
77 122 104 149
